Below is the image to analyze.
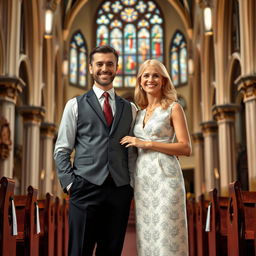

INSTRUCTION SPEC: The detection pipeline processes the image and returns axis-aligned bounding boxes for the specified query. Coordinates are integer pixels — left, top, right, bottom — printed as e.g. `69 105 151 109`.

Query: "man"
54 45 136 256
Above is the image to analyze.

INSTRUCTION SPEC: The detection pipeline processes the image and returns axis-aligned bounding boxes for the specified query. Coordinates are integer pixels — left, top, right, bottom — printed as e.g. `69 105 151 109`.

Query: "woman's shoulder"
167 101 180 110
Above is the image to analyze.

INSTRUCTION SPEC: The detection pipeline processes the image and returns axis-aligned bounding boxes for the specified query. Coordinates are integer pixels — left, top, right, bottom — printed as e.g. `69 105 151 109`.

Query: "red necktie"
103 92 113 126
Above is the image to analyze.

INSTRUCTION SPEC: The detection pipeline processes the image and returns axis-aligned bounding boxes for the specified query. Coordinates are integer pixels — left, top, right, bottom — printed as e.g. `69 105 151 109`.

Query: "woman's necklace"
145 104 160 117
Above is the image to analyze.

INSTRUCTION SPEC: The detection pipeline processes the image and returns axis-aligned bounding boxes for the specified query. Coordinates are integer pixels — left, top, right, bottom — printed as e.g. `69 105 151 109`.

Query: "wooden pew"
196 194 209 256
62 198 69 256
54 197 63 256
38 193 55 256
0 177 16 256
207 188 228 256
227 181 256 256
15 185 39 255
186 197 197 256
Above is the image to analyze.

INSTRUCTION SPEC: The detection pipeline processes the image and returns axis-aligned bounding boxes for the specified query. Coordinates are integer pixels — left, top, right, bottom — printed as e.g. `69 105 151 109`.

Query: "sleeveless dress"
133 103 188 256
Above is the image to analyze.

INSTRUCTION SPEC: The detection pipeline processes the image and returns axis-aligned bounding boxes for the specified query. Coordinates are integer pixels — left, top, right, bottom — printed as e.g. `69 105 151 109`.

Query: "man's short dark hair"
89 45 119 65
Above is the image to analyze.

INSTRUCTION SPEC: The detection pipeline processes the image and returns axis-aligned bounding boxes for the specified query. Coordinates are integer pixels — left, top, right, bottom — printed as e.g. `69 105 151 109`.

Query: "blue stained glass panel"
97 15 109 25
74 33 84 46
79 52 86 86
180 47 187 83
116 55 123 74
136 1 147 12
151 25 163 57
112 1 123 13
113 76 123 87
138 54 150 65
102 1 111 12
110 19 122 28
124 76 136 87
97 25 109 46
138 38 150 62
124 55 136 74
110 28 122 54
121 8 138 22
170 31 188 86
121 0 137 5
124 24 136 53
171 51 179 86
70 47 77 84
148 1 156 11
152 55 163 62
138 19 149 28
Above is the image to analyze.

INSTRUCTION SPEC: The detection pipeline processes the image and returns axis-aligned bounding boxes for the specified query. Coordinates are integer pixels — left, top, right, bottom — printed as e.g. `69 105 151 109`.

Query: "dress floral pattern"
133 102 188 256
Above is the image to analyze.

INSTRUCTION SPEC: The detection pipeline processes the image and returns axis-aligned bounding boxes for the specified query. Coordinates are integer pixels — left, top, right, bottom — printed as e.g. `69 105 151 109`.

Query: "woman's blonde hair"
134 59 177 109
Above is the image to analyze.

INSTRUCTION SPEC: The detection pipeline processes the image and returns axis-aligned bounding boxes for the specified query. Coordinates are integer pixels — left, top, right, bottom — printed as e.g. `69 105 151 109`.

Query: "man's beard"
92 71 116 86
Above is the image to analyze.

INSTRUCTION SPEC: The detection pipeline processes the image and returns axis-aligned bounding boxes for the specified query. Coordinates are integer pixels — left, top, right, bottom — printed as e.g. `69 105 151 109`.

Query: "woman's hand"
120 136 150 148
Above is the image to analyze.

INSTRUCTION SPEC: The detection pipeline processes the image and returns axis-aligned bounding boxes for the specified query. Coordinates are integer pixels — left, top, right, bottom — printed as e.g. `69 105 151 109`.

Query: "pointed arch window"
170 31 188 87
96 0 164 88
69 31 87 87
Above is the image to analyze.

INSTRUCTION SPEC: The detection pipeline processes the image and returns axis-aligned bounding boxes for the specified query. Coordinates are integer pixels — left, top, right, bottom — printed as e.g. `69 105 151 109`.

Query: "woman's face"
140 65 164 96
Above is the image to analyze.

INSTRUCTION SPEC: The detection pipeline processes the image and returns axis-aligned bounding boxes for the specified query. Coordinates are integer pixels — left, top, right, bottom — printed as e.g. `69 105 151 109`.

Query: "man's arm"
54 98 77 191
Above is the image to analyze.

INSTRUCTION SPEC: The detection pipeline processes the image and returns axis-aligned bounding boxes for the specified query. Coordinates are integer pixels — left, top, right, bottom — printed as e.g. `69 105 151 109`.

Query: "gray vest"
73 89 133 186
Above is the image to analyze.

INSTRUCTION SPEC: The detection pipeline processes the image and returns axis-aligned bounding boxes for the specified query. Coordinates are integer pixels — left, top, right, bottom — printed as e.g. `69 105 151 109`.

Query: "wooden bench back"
196 194 209 256
38 193 55 256
187 197 197 256
0 177 16 256
208 188 228 256
62 198 69 256
15 185 39 256
227 181 256 256
54 196 63 256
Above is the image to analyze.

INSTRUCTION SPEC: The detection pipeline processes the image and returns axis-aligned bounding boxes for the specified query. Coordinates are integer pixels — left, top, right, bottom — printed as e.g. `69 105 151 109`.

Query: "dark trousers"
68 175 133 256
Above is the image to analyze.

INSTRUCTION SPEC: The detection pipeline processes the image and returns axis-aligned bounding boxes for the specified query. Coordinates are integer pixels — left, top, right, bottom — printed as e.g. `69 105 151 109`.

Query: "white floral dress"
133 103 188 256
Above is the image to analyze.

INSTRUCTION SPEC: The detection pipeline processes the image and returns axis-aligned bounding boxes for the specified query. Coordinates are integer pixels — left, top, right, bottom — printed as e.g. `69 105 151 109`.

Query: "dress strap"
168 101 178 118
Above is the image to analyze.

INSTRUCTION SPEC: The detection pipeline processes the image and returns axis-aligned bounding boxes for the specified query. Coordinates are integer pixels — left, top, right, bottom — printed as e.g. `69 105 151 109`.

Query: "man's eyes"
96 62 114 67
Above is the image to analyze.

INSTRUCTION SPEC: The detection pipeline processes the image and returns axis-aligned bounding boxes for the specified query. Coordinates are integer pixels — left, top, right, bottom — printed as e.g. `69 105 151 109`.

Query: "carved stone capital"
191 132 203 143
40 122 57 138
201 120 218 135
0 76 25 103
212 104 240 122
236 75 256 102
19 106 45 124
0 116 12 160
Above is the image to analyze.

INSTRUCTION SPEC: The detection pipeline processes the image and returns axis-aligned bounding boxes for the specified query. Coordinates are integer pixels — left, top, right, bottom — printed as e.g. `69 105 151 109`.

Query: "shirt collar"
93 85 115 100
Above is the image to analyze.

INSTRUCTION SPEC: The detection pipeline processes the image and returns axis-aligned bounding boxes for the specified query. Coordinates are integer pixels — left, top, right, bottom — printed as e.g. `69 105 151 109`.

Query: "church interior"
0 0 256 255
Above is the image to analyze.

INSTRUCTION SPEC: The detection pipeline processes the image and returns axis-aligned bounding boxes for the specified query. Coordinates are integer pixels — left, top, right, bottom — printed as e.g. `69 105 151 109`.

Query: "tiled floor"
122 225 137 256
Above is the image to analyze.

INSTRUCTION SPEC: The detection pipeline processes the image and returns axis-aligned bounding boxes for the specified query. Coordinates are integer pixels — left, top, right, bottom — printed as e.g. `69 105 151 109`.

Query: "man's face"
89 53 118 89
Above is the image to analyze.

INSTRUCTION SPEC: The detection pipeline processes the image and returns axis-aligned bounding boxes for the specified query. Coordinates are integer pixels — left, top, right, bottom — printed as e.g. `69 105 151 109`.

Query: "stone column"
213 104 239 195
201 120 219 192
191 132 204 199
39 122 56 196
0 76 24 177
19 106 45 193
237 76 256 190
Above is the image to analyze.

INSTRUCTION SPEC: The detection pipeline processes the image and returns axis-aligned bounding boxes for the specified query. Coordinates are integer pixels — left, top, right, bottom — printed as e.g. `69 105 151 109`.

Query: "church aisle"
122 225 137 256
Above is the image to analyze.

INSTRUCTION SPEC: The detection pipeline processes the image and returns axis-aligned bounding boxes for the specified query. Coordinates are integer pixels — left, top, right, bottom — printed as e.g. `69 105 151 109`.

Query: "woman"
120 59 191 255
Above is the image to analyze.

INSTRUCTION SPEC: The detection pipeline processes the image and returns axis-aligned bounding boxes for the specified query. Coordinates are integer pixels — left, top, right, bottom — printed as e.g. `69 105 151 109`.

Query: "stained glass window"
69 31 87 87
96 0 164 88
170 31 188 87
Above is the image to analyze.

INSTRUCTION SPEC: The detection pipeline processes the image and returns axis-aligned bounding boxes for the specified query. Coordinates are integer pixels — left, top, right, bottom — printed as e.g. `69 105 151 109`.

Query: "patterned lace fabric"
133 103 188 256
